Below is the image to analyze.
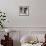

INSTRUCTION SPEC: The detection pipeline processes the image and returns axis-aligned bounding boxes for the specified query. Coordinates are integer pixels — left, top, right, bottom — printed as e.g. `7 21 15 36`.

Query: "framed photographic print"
19 6 29 16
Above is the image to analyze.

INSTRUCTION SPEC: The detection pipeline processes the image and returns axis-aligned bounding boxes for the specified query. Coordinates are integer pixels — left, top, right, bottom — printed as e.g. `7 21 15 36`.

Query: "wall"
0 0 46 46
0 0 46 27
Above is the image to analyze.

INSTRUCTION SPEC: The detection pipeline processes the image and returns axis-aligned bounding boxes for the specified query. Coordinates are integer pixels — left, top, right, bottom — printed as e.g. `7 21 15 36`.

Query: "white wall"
0 0 46 27
0 1 46 46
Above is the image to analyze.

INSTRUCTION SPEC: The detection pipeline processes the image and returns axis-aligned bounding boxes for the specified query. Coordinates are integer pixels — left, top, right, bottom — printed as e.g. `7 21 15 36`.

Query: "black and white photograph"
19 6 29 16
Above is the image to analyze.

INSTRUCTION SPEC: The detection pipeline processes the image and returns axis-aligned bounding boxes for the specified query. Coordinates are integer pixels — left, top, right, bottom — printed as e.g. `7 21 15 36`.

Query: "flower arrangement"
0 10 6 28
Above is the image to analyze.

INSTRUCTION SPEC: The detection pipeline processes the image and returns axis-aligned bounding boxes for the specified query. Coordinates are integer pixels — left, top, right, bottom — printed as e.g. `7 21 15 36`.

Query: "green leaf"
3 16 6 17
0 12 2 13
3 13 5 14
1 25 3 28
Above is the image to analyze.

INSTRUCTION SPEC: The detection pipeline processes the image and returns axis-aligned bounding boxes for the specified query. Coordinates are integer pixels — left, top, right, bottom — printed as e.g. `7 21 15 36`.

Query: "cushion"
20 35 37 43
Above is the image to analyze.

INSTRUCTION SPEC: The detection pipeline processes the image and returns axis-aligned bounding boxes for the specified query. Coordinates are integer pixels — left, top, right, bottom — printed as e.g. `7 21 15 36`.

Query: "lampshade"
5 29 10 33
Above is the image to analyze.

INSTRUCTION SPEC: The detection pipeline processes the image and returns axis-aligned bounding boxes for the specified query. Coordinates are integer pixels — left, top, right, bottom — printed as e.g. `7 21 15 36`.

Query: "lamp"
5 29 10 37
5 29 9 33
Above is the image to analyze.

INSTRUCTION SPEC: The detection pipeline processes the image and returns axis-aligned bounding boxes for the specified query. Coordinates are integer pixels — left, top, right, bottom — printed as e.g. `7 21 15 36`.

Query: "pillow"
20 35 37 44
21 43 33 46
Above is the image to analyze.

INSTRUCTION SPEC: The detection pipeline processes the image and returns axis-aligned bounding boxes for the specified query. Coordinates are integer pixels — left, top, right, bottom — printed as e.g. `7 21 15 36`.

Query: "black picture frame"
19 6 29 16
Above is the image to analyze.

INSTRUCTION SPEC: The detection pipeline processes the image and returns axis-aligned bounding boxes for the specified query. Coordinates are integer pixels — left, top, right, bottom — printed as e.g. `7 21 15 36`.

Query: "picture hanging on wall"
19 6 29 16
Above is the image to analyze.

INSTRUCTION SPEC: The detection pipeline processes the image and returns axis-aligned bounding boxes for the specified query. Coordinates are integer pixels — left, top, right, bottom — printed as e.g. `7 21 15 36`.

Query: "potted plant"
0 10 6 28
